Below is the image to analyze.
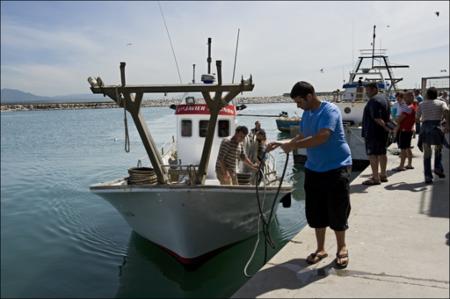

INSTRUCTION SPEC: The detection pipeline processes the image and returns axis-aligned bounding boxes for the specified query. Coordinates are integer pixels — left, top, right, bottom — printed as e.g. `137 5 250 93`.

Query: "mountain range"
1 88 107 104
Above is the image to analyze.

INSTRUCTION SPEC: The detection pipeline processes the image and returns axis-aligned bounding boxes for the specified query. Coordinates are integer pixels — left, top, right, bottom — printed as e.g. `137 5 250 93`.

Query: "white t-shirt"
417 100 449 121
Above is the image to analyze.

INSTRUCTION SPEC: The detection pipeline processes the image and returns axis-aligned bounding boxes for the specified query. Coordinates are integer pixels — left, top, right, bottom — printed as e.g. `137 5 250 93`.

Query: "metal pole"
371 25 376 68
120 62 126 86
192 64 196 84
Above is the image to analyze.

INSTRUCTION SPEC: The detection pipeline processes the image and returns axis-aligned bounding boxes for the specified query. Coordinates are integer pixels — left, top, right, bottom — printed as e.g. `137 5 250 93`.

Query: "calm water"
1 103 356 298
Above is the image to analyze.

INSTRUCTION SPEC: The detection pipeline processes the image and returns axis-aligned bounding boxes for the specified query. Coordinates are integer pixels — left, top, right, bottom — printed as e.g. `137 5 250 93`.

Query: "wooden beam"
91 82 254 94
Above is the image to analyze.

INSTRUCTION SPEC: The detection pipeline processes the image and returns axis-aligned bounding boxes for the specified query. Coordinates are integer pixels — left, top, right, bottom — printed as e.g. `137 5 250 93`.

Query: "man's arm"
266 132 305 152
280 128 331 153
374 118 391 131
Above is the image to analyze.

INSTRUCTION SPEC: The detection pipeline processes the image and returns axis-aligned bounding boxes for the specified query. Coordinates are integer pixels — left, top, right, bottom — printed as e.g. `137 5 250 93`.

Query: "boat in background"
275 111 300 132
294 25 408 169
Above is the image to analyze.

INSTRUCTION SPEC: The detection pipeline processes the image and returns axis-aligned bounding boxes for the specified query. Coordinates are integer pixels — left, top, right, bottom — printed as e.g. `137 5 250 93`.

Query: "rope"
243 151 290 278
157 1 183 84
128 167 157 185
116 88 130 153
345 125 365 144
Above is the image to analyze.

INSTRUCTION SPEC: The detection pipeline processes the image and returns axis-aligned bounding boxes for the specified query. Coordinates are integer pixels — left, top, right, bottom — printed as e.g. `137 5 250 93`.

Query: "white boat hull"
334 101 365 125
91 180 291 262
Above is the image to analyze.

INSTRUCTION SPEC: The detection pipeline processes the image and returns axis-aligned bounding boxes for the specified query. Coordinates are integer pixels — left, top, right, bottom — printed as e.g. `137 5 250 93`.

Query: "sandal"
306 251 328 265
334 251 349 269
379 175 388 182
392 167 405 172
362 178 381 185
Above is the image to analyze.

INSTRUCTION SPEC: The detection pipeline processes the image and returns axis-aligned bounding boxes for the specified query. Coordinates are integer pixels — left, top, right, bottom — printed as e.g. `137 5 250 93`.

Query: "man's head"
442 91 448 99
426 87 438 100
254 121 261 129
364 82 378 97
395 91 404 102
414 89 421 96
290 81 317 110
256 129 266 142
234 125 249 142
404 91 414 104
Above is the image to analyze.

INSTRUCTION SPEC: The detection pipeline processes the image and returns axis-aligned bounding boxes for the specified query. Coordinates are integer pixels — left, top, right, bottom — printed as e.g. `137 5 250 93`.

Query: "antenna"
371 25 376 68
232 28 240 83
192 64 196 83
207 38 212 74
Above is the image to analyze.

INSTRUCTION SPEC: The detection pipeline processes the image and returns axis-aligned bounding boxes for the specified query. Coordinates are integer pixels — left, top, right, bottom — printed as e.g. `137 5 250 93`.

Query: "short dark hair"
366 82 378 89
235 125 249 135
257 129 266 137
426 87 438 100
290 81 315 99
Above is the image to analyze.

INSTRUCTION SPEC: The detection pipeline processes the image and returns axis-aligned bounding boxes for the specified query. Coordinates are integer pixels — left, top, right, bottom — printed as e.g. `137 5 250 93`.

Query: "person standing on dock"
414 89 424 137
266 81 352 269
215 126 259 185
416 87 449 184
361 82 392 185
392 91 417 171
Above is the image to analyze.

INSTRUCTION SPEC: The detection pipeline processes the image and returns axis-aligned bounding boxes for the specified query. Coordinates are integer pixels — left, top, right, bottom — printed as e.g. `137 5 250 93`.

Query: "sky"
1 1 449 97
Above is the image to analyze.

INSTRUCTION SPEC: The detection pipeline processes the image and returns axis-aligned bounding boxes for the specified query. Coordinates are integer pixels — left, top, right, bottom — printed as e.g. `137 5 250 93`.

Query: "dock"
233 144 449 298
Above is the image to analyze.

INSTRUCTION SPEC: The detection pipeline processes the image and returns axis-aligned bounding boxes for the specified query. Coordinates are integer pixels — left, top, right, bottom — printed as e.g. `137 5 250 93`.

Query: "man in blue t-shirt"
267 81 352 269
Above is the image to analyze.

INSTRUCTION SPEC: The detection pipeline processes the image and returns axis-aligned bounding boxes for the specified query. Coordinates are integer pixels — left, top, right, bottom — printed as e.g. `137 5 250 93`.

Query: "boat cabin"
174 100 236 180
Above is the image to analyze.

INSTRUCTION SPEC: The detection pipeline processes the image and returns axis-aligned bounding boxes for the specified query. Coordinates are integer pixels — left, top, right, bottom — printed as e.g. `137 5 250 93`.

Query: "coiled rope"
127 167 157 185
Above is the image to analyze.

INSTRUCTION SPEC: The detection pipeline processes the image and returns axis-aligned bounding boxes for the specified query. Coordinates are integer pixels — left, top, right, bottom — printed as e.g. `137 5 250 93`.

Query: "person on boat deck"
215 126 258 185
250 121 262 139
416 87 449 184
255 129 267 162
392 91 417 171
361 82 392 185
266 81 352 269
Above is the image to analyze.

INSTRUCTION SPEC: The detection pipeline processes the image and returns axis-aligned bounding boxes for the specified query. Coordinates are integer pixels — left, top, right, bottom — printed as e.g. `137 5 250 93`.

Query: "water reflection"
115 223 295 298
115 166 307 298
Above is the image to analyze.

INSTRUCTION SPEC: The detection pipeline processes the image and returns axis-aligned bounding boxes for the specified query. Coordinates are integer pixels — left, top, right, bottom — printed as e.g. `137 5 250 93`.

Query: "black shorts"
365 134 388 155
398 131 413 149
304 166 351 231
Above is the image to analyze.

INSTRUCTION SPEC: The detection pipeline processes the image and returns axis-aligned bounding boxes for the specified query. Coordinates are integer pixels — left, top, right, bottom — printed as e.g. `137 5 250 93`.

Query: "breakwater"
1 94 333 112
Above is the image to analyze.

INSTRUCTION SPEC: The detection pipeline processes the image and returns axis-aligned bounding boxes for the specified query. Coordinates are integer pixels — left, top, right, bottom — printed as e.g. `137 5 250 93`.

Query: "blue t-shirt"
300 101 352 172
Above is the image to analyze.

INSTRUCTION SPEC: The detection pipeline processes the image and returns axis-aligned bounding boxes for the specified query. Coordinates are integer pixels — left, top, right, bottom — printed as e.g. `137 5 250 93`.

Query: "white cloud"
1 1 449 96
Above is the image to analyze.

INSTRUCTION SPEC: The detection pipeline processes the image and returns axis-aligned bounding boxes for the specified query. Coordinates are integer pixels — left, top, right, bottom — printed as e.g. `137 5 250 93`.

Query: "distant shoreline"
0 93 334 112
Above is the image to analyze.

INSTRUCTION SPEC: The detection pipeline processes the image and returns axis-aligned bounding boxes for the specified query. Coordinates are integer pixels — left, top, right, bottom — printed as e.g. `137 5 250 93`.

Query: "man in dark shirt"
361 82 392 185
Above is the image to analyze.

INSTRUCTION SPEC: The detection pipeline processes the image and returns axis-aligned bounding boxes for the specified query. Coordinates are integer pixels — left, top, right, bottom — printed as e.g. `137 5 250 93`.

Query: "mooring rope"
116 87 130 153
244 151 290 278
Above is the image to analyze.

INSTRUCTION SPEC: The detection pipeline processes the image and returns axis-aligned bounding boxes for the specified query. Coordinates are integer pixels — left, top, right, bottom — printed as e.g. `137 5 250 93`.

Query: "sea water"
1 103 356 298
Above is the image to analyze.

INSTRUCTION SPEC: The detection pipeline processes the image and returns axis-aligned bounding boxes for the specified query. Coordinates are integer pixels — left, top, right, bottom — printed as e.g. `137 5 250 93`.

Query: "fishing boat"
87 38 292 264
275 111 300 132
294 25 408 168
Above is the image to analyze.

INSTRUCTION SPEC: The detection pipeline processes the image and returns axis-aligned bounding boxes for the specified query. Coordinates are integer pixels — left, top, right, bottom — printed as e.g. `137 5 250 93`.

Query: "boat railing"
160 136 176 157
162 163 200 185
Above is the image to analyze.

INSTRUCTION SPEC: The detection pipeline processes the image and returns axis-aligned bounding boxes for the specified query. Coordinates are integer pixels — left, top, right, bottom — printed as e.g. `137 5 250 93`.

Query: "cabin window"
199 120 209 137
181 120 192 137
218 120 230 137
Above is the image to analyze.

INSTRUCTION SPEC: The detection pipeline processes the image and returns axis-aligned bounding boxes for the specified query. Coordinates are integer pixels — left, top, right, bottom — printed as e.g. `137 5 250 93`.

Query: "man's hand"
280 142 293 153
266 142 282 152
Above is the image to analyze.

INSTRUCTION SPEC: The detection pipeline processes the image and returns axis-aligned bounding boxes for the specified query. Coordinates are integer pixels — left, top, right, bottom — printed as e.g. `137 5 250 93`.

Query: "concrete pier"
233 145 449 298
